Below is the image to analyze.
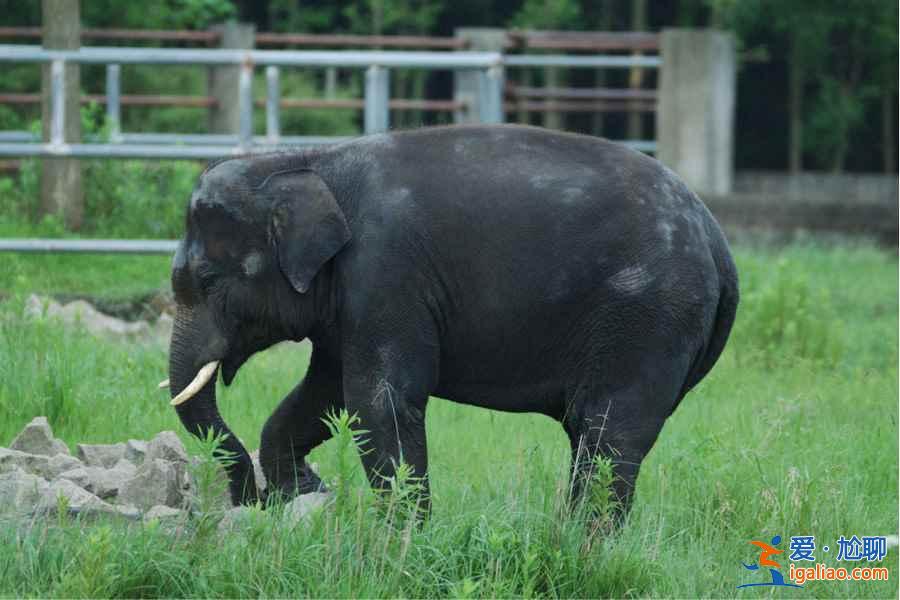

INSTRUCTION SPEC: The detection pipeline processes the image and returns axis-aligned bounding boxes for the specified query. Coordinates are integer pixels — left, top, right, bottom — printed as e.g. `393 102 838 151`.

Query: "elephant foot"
265 461 328 503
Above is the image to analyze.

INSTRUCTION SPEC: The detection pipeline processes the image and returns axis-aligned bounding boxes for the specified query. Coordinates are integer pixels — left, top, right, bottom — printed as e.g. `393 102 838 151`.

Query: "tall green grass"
0 241 896 598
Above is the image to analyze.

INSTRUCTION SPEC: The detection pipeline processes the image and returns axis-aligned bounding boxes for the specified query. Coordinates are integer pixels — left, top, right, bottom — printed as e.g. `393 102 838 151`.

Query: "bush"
735 256 845 365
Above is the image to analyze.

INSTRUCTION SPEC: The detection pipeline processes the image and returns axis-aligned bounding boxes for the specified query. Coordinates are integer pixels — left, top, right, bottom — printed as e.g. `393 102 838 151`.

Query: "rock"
56 467 91 492
0 467 49 515
154 313 174 343
0 447 82 480
26 295 151 339
119 459 183 510
24 294 55 319
76 442 126 468
38 479 140 520
146 431 188 464
148 290 176 317
218 505 259 534
283 492 332 527
57 459 135 499
125 439 148 465
9 416 70 457
58 299 151 339
45 454 83 479
144 504 184 523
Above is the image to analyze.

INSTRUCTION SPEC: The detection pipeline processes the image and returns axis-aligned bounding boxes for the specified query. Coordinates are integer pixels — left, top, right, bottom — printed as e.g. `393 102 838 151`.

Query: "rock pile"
24 294 173 345
0 417 330 529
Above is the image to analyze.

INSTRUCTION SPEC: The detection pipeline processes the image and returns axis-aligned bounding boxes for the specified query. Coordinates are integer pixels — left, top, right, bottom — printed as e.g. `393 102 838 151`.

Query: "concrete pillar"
207 22 255 134
40 0 82 230
657 29 735 196
453 28 506 124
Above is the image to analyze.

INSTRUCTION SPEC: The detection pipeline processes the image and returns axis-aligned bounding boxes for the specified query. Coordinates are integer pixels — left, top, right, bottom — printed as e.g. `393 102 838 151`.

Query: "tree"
716 0 897 173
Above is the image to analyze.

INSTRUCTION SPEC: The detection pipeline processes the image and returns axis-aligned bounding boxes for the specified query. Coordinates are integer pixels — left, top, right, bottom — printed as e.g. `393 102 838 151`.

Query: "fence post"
40 0 82 230
105 64 121 141
364 65 389 134
266 66 280 143
657 29 735 196
478 66 504 124
453 28 507 124
208 22 255 135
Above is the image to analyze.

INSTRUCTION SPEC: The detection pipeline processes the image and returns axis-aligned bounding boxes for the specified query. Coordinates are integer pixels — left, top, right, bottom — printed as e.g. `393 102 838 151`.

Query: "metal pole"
105 63 121 141
238 60 253 148
0 238 177 254
265 66 280 143
364 65 389 134
49 59 65 147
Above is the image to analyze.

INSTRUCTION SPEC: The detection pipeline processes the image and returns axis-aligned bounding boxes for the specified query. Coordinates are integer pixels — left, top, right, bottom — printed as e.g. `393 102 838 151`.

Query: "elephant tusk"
170 361 219 406
158 379 169 389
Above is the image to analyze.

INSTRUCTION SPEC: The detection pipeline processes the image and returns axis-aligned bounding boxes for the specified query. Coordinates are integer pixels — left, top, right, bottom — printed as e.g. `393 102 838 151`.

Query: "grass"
0 240 896 598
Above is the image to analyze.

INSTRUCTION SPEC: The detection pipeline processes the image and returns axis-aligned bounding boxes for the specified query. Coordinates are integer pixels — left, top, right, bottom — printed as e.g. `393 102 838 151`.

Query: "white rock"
76 442 126 468
57 459 135 499
56 299 150 339
0 447 82 480
146 431 188 464
283 492 332 527
38 479 140 520
218 505 260 534
119 458 183 510
125 439 148 465
144 504 184 523
9 416 70 457
0 467 49 515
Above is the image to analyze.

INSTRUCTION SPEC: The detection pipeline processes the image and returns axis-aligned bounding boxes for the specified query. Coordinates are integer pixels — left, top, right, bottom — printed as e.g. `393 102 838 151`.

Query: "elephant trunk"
169 307 260 505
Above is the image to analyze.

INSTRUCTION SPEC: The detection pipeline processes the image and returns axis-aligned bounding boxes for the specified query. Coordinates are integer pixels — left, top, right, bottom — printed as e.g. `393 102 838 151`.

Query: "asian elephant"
165 124 738 514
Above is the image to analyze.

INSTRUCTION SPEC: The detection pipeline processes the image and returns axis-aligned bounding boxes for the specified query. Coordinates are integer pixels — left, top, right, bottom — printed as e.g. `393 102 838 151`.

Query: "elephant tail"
676 242 740 407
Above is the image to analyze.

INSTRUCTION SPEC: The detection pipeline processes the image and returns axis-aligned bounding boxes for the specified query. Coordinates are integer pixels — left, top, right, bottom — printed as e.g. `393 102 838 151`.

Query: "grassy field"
0 241 896 598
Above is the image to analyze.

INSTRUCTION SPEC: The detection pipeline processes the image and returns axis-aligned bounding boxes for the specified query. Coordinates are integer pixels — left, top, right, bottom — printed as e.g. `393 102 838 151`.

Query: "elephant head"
164 157 350 505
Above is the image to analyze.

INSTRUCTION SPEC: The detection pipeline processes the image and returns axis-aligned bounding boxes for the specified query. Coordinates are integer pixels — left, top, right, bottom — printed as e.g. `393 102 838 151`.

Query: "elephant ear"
268 170 351 294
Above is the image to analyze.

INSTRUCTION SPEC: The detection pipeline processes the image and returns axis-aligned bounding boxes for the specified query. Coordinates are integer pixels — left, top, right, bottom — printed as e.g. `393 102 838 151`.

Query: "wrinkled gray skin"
168 124 738 514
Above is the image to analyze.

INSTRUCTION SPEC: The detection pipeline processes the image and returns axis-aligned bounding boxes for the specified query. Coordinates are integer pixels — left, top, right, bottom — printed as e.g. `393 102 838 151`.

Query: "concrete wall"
705 171 898 244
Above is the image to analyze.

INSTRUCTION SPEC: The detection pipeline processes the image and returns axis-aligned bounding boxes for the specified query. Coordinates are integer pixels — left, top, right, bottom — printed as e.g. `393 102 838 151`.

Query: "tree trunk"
884 92 896 173
517 68 532 125
592 0 612 137
544 67 562 130
626 0 647 141
788 37 803 173
40 0 83 230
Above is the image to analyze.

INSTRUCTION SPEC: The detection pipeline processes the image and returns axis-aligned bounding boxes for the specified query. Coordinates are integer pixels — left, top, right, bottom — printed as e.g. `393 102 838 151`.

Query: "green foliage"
186 429 238 539
509 0 582 29
735 255 844 365
343 0 441 35
716 0 898 170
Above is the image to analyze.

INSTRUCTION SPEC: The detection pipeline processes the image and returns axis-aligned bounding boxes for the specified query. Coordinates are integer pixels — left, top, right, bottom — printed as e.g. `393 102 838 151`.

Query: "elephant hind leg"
562 385 671 520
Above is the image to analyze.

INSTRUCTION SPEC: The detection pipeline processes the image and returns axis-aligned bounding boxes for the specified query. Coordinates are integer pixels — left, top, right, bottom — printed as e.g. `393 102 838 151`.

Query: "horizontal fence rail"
0 27 662 52
0 239 178 254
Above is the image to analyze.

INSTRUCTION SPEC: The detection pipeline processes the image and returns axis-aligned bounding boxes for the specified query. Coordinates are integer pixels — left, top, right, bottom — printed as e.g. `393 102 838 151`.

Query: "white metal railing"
0 44 660 253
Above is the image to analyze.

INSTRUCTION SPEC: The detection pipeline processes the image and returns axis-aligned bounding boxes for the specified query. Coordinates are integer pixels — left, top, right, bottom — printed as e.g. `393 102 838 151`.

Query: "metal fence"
0 43 660 254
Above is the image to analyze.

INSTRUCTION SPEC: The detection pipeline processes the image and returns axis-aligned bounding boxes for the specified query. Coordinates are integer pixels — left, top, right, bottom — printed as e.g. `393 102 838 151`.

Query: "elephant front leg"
259 349 343 499
342 342 435 517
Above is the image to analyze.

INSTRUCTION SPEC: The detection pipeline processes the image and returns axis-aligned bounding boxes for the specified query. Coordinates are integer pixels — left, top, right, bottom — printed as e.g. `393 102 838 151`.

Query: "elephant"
165 124 738 516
